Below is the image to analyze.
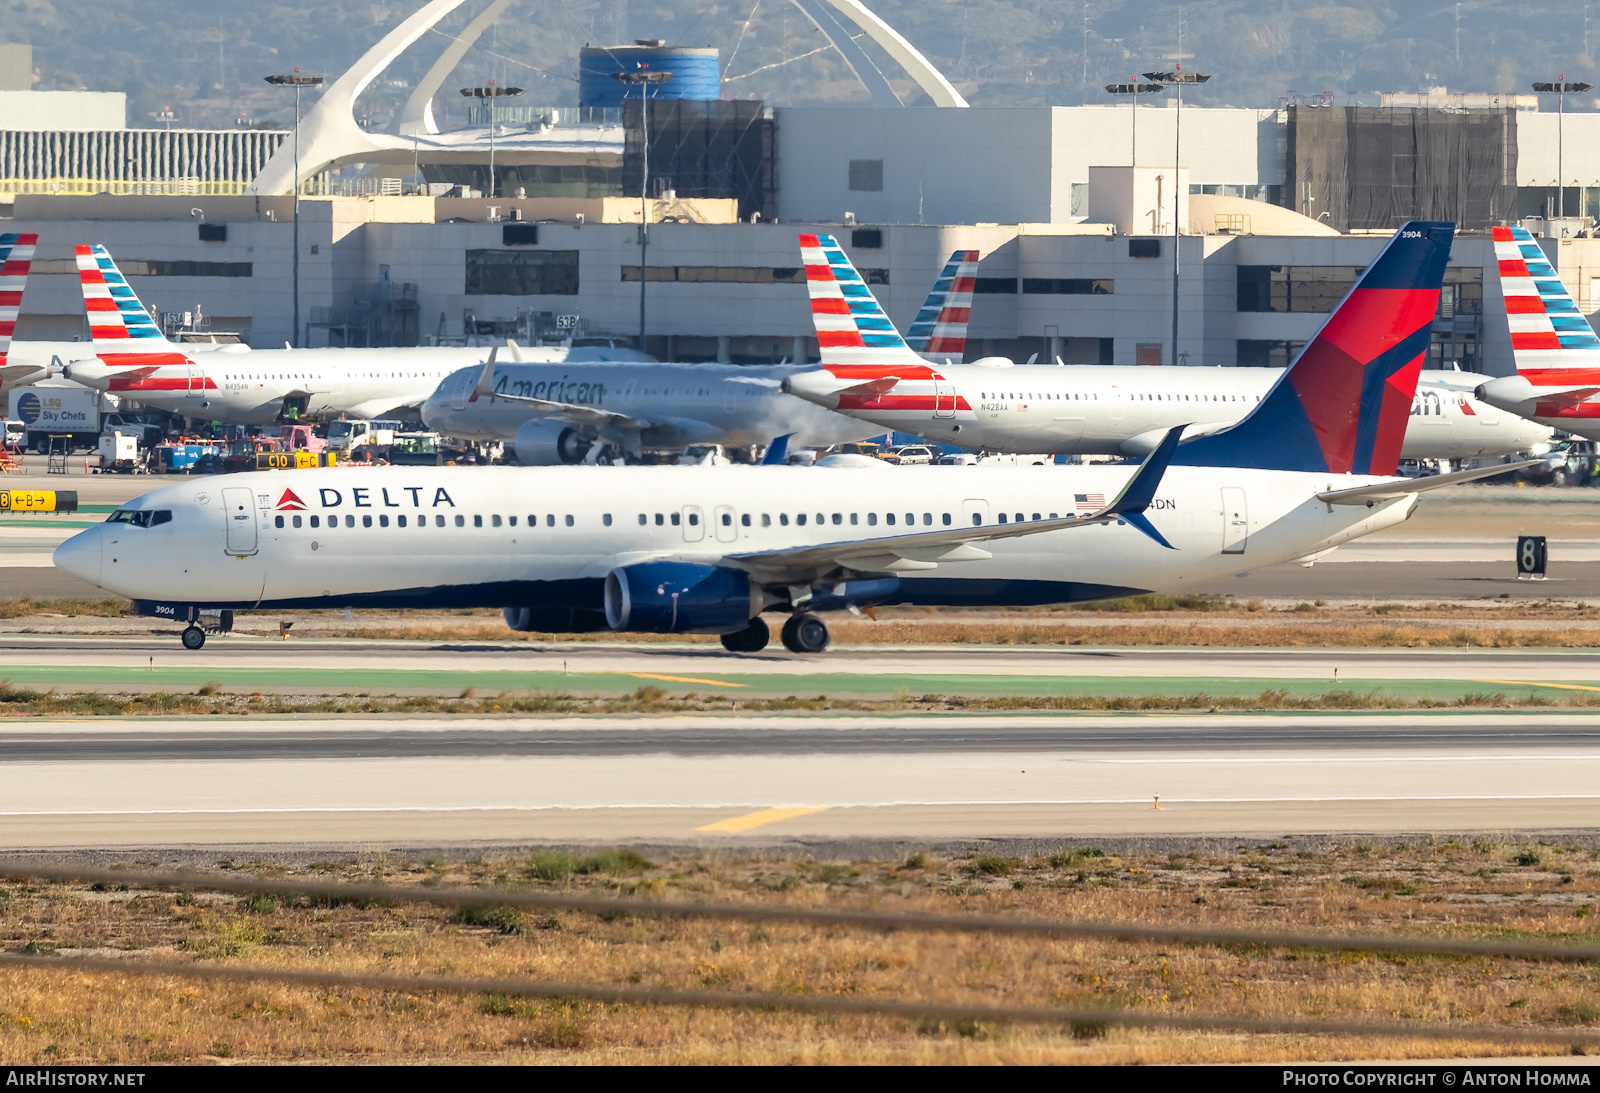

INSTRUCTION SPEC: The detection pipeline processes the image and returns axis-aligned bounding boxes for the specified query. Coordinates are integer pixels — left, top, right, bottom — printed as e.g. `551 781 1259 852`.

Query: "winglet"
759 434 793 465
472 346 499 401
1102 424 1183 549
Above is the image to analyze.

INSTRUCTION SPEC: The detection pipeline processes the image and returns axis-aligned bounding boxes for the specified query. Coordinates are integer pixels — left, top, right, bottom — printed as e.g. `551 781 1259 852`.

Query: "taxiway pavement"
2 711 1597 848
0 635 1596 702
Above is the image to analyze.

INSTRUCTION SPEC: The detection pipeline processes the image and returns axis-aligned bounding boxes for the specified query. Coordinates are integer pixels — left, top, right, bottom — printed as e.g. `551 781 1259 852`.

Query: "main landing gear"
780 613 829 654
719 617 770 653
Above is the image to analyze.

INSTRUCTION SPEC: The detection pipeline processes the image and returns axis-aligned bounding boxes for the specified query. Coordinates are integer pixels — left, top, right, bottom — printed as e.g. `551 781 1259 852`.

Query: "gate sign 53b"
1517 535 1547 578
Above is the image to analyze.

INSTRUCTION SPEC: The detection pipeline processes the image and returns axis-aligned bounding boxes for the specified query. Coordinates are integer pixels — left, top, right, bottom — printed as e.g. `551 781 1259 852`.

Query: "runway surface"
3 711 1598 848
0 635 1597 701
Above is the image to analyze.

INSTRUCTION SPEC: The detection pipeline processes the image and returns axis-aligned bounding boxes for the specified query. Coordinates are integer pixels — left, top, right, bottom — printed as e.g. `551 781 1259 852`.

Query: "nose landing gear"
780 613 829 654
180 626 206 650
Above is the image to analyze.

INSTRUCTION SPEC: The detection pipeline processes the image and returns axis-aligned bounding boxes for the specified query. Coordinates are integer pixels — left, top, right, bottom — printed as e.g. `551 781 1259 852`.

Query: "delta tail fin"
800 234 926 367
905 249 978 362
1493 225 1600 387
1174 221 1454 475
76 244 187 364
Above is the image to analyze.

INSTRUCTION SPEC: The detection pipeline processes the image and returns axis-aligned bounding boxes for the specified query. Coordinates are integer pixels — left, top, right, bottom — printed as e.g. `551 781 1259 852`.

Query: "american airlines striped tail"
905 249 978 362
0 233 37 366
1493 225 1600 385
801 234 925 366
76 244 188 365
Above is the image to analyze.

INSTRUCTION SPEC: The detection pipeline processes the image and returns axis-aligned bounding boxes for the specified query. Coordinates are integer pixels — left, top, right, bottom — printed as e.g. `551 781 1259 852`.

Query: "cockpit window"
105 509 171 528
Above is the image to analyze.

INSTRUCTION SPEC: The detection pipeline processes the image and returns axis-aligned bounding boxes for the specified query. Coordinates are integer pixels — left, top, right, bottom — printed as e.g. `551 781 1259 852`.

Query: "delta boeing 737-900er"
48 245 651 424
54 221 1529 655
780 241 1551 462
418 250 984 463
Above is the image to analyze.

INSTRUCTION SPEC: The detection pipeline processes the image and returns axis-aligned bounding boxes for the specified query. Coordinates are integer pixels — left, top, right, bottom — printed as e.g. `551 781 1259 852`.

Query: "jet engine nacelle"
503 606 609 634
512 418 591 466
603 562 763 634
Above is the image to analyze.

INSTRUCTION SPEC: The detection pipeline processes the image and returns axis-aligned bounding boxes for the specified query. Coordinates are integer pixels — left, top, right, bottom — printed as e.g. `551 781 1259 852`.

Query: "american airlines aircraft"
782 242 1551 461
1474 225 1600 438
417 252 982 463
54 221 1525 655
54 245 651 424
0 233 58 392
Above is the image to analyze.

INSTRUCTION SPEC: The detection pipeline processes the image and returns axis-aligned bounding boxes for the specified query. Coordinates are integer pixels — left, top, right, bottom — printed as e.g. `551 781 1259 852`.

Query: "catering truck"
12 386 121 453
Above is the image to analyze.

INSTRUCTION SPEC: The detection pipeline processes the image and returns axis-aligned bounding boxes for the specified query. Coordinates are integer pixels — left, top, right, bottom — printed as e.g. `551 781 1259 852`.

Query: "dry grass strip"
4 842 1600 1063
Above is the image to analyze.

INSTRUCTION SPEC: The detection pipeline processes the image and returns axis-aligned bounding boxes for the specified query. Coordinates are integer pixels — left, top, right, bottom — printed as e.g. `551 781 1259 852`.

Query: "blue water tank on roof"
578 43 721 109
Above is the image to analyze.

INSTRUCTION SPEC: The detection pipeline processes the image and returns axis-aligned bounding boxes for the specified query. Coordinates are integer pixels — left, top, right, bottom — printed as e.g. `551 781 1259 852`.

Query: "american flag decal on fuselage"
1075 493 1105 512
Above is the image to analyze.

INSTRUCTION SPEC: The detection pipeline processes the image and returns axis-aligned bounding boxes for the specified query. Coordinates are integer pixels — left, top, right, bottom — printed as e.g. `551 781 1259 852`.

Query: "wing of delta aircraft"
0 233 52 391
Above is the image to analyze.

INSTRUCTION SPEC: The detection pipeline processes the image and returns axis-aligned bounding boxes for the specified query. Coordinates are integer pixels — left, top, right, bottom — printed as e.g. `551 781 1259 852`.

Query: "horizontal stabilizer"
1316 460 1540 505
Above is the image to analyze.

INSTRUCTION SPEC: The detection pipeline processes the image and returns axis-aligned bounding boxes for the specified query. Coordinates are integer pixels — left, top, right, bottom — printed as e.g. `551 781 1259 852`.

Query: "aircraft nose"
52 526 103 587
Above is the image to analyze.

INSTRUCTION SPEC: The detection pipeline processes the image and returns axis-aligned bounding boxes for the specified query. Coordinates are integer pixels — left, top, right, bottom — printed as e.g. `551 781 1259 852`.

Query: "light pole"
612 69 675 352
1144 68 1210 367
459 81 525 198
1104 79 1165 166
1533 78 1592 218
265 71 324 349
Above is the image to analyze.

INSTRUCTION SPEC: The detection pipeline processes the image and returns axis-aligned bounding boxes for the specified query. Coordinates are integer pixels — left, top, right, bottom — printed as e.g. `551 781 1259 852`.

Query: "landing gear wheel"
780 613 829 654
719 617 770 653
180 625 206 651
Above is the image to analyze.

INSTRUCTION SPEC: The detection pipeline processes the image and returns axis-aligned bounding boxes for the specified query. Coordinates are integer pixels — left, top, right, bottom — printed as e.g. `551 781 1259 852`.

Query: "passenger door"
681 504 705 543
1220 487 1247 555
714 504 738 543
934 380 956 418
221 486 258 556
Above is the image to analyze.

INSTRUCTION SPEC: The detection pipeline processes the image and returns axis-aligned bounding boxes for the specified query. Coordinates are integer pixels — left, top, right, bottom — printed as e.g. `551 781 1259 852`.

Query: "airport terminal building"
5 21 1600 375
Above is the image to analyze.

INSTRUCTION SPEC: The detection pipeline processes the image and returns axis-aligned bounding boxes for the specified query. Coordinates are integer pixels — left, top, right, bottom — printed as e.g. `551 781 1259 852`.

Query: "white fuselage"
54 463 1417 615
421 361 881 450
790 364 1552 459
56 345 654 426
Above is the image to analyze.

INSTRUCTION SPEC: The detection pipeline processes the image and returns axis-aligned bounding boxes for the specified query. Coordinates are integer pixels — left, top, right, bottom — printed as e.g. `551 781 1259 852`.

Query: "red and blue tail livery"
1175 221 1454 475
801 234 925 366
0 232 38 364
906 249 978 361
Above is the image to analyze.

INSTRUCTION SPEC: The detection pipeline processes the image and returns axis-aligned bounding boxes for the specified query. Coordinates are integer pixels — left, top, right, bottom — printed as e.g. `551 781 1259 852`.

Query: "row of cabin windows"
637 511 1061 529
274 513 604 529
981 391 1257 403
274 510 1074 532
225 370 447 381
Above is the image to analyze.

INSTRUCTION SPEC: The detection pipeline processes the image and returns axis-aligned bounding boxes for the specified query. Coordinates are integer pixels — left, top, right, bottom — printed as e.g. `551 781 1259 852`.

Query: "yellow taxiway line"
696 806 828 833
1480 680 1600 694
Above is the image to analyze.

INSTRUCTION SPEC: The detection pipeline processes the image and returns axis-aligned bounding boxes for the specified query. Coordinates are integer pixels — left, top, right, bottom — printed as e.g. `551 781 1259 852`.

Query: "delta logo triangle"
275 488 307 511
